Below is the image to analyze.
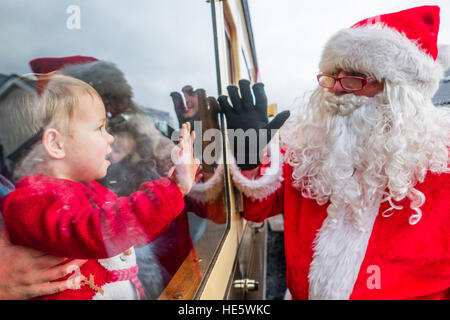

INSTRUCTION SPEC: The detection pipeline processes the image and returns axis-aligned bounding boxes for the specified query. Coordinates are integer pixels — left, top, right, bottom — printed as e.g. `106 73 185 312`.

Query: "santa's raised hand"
218 79 290 170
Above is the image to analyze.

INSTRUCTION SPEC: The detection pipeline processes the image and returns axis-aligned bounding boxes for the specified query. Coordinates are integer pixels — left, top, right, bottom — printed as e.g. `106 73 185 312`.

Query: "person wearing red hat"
0 73 201 299
221 5 450 299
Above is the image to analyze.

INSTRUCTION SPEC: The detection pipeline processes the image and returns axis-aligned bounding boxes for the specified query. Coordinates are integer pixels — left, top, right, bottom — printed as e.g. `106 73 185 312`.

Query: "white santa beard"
285 90 389 229
281 85 450 299
284 92 388 299
284 85 450 227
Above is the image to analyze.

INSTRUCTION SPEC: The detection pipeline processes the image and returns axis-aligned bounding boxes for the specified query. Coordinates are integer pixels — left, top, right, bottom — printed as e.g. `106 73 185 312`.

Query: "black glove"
218 79 290 170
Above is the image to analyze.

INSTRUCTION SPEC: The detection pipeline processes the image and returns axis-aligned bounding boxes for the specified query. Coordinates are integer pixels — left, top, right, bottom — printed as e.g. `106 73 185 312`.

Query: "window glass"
0 0 227 299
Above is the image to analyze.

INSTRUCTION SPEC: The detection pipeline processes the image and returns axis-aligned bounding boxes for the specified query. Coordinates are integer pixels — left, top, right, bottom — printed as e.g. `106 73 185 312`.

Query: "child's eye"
98 125 104 132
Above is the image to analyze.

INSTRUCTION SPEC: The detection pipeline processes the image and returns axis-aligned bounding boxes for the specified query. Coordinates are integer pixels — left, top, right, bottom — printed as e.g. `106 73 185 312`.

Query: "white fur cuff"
229 143 284 200
187 164 224 203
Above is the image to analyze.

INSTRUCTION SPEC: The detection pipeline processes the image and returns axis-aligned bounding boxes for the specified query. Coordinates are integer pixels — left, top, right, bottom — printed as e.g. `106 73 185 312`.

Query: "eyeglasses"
317 74 374 91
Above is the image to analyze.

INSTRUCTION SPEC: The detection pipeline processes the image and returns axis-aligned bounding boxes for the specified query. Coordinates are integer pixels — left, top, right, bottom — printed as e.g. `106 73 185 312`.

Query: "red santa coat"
231 151 450 300
0 175 184 299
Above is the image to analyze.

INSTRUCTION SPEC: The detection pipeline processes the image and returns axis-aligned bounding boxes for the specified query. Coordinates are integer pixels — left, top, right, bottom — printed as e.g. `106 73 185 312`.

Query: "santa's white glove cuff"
229 142 283 200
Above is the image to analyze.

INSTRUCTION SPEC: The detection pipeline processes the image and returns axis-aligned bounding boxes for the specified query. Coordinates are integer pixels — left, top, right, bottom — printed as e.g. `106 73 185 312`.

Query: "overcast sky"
248 0 450 113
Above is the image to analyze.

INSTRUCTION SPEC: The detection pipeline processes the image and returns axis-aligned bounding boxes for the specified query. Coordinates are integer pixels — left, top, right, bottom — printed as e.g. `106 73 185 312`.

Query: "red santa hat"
319 5 450 98
29 55 133 98
30 55 98 74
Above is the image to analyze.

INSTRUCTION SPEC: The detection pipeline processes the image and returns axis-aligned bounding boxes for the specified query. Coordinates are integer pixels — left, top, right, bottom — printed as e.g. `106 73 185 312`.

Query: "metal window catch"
233 279 259 291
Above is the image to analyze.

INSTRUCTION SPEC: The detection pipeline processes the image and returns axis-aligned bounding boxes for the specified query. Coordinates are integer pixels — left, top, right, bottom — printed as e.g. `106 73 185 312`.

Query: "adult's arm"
229 142 285 222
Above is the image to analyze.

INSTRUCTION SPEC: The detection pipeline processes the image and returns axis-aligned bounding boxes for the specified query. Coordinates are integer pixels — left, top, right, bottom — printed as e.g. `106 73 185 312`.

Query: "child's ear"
42 128 65 159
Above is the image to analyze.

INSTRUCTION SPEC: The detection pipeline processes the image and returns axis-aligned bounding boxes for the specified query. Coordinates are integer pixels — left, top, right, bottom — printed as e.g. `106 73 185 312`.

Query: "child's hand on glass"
168 122 201 196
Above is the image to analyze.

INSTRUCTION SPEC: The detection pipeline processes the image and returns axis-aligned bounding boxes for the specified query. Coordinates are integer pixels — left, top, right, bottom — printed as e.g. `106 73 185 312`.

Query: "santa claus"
221 5 450 299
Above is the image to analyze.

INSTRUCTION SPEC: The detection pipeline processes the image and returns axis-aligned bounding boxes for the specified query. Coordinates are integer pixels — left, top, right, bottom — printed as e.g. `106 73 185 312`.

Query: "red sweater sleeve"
1 177 184 259
242 184 284 222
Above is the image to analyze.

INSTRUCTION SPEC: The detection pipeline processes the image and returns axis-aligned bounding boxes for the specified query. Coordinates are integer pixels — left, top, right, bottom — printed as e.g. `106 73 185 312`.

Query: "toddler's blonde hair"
38 73 102 133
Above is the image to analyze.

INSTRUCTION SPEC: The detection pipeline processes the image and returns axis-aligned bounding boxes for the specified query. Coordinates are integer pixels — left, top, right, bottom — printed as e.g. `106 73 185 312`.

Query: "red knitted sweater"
0 175 185 299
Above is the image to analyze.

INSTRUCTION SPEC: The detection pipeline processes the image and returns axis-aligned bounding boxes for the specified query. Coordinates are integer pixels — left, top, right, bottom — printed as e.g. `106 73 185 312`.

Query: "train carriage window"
0 0 227 300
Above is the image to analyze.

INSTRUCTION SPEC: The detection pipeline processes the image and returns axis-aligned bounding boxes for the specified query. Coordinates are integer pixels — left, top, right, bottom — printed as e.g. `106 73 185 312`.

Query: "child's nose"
106 132 114 144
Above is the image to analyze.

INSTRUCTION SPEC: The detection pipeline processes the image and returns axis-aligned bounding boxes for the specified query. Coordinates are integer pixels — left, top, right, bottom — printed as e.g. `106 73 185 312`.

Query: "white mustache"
323 92 373 116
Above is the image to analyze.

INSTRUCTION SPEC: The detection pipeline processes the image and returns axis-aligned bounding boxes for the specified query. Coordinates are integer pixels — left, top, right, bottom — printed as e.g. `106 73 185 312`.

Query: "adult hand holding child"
0 230 86 299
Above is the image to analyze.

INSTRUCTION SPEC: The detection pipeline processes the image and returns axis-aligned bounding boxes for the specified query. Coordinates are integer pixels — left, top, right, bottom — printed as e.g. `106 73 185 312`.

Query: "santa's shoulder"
416 170 450 193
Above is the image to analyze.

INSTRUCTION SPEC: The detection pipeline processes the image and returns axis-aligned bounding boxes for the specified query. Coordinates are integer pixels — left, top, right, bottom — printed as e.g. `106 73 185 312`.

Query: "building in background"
433 68 450 106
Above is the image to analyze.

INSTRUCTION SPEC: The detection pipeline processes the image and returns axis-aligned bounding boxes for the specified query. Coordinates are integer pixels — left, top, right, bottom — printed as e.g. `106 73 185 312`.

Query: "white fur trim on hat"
229 143 284 200
319 24 445 98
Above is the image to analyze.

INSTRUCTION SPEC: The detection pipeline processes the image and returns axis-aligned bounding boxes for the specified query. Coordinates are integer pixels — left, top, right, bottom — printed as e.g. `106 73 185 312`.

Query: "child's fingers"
179 124 190 144
183 122 192 141
193 158 201 171
170 145 182 164
183 122 190 135
168 166 176 178
176 138 184 151
195 172 203 183
179 124 185 139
